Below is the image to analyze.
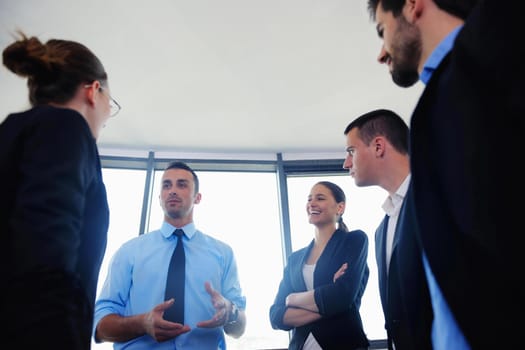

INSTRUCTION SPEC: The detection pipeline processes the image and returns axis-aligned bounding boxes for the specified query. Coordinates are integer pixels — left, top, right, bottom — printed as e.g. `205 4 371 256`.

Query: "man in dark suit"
365 0 524 348
343 109 432 350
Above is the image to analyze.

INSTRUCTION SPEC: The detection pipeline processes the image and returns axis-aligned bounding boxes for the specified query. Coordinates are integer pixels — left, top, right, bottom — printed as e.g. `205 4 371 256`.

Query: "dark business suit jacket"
408 0 524 347
269 229 370 350
375 193 432 350
0 105 110 349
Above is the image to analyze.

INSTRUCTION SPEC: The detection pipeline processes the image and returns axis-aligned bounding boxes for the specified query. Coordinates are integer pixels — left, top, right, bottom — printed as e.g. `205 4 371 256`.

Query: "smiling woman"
270 180 370 350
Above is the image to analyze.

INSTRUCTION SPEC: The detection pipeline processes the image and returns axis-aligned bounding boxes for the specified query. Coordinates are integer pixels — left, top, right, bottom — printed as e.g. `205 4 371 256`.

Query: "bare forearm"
283 307 321 327
286 290 318 313
96 313 147 343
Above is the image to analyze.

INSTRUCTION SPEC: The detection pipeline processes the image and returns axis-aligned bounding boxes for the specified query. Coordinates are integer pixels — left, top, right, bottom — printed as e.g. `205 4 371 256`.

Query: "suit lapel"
377 215 389 305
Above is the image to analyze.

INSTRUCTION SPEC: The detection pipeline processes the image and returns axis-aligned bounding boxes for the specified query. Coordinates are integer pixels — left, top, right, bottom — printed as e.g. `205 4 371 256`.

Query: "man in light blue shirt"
93 161 246 349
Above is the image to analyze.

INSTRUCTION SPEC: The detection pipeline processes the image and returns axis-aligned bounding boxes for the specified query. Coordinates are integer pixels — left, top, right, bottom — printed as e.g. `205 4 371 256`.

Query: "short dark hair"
367 0 478 21
344 109 409 155
165 161 199 193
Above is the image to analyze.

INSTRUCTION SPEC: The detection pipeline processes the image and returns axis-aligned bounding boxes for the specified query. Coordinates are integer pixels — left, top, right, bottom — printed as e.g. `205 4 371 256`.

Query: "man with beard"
93 161 246 349
365 0 523 348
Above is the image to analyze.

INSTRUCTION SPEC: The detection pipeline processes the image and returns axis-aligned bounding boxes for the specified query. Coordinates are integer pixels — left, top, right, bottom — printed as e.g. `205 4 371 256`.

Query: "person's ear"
404 0 423 23
194 192 202 204
374 136 387 158
85 80 101 107
337 202 346 216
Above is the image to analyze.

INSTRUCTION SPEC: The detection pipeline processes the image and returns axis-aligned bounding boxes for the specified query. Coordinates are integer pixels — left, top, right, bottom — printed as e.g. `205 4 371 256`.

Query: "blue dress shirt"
420 24 471 350
420 26 462 84
94 221 246 349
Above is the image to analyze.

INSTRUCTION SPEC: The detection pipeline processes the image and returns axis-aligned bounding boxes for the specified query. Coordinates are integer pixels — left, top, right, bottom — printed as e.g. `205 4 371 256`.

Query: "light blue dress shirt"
420 25 462 84
420 24 471 350
94 221 246 349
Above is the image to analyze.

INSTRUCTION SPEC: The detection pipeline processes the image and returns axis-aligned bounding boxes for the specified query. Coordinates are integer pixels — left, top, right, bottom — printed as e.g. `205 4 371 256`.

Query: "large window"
92 168 147 350
97 168 147 293
92 156 388 349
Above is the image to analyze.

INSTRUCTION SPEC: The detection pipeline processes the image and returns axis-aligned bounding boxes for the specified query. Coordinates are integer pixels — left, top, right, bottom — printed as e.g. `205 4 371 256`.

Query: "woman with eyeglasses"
0 32 117 349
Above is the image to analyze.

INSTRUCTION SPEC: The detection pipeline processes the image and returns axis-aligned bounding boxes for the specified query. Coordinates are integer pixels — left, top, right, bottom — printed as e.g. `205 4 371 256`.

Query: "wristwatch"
227 302 239 324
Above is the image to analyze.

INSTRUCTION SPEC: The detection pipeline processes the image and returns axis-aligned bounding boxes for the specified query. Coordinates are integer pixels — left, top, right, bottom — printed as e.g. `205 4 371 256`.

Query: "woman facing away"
1 32 118 349
270 181 370 350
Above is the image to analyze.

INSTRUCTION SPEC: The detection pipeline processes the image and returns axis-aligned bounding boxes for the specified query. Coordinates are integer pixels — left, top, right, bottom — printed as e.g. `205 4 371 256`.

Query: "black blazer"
408 0 524 347
269 229 370 350
375 190 432 350
0 105 109 347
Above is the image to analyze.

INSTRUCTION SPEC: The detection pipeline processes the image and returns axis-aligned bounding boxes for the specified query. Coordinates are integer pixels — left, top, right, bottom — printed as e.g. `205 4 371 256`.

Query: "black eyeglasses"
84 84 121 117
100 86 121 117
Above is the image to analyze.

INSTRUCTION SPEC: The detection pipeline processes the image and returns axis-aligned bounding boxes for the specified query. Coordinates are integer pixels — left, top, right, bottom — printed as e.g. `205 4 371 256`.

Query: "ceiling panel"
0 0 424 156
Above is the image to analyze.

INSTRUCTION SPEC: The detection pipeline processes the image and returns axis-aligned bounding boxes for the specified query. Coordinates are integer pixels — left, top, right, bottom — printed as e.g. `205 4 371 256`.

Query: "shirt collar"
382 174 411 216
420 25 463 84
161 221 196 239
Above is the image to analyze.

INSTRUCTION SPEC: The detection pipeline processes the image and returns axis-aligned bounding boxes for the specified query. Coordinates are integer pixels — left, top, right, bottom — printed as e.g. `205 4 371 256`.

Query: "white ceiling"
0 0 424 159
